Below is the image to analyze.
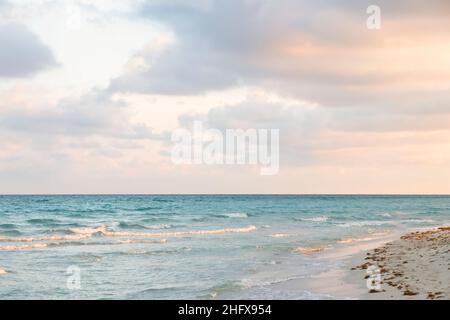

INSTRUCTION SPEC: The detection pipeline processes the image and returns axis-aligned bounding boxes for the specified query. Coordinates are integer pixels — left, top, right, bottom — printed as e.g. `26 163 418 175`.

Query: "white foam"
405 219 435 224
223 213 248 218
270 233 291 238
101 225 258 238
0 243 48 251
337 221 393 228
116 239 167 245
377 213 392 218
0 234 91 242
240 275 302 289
300 216 329 222
0 268 7 275
0 225 257 251
46 234 92 241
70 225 108 235
293 246 324 254
145 224 173 229
337 232 389 244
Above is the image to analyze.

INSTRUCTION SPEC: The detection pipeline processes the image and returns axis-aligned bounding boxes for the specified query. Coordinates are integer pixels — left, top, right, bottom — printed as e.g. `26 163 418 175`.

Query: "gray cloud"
173 95 450 167
0 23 57 78
0 90 166 141
107 0 450 108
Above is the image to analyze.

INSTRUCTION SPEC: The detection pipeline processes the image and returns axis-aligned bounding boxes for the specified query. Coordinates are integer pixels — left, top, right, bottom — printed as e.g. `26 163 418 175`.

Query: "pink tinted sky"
0 0 449 194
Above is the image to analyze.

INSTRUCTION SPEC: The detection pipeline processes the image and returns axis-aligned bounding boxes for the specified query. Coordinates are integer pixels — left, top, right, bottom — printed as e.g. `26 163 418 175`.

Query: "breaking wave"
115 239 168 245
118 222 174 230
0 243 48 251
92 225 258 238
336 221 394 228
298 216 329 223
0 225 257 251
220 213 248 218
270 233 291 238
0 234 92 242
337 232 389 244
293 246 324 254
377 213 392 218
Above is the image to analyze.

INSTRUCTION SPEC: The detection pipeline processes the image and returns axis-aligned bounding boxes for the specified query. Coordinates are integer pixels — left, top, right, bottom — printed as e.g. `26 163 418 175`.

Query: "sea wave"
0 223 17 229
239 275 304 289
0 225 257 248
115 239 167 245
118 222 148 229
298 216 329 222
0 233 92 242
0 230 22 236
118 246 192 256
270 233 291 238
145 224 174 230
70 226 107 236
404 219 435 224
221 213 248 218
140 217 172 223
337 232 389 244
337 219 436 228
336 221 394 228
119 222 174 230
0 268 7 275
0 238 168 251
0 243 48 251
293 246 324 254
377 213 392 218
97 225 258 238
130 206 161 212
27 218 61 224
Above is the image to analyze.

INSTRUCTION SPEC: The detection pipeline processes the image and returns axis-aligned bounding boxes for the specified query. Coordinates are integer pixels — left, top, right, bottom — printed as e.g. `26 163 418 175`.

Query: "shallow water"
0 195 448 299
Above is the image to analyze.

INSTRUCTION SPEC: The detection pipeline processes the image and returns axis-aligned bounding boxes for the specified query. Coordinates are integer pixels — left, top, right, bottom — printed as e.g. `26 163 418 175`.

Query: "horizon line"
1 193 450 196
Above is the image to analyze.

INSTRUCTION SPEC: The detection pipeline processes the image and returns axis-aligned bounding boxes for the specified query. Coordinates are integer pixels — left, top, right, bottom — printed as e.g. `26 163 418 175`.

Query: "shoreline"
346 226 449 299
286 226 449 300
267 230 405 299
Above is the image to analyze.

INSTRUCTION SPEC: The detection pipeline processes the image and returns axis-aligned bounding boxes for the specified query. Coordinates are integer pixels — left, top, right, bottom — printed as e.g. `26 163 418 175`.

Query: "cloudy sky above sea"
0 0 449 194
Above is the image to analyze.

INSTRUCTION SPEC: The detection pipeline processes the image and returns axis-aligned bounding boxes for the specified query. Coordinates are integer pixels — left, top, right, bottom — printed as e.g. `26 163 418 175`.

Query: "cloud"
0 23 57 78
0 88 166 141
172 92 450 168
0 86 169 193
1 0 449 193
106 0 450 110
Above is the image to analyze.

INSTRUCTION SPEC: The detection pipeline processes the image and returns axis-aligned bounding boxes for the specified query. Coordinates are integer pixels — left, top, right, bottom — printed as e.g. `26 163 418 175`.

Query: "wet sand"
349 227 449 299
282 226 449 299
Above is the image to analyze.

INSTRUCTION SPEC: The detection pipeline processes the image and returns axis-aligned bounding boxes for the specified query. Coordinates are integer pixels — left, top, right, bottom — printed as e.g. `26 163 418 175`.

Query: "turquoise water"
0 195 448 299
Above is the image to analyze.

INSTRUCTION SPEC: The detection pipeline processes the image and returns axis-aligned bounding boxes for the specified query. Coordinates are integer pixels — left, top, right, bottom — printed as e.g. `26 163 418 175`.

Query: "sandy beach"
349 227 449 299
285 226 449 300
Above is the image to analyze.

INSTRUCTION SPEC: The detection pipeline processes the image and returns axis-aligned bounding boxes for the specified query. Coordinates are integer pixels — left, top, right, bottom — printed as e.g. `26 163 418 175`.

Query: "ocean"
0 195 448 299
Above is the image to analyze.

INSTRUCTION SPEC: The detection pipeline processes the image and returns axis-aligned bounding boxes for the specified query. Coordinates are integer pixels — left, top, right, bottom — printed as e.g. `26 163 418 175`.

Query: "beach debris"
427 291 444 300
403 289 418 296
351 226 449 299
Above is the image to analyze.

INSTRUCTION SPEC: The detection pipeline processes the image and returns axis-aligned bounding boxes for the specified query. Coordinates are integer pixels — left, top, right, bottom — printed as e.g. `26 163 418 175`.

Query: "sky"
0 0 449 194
